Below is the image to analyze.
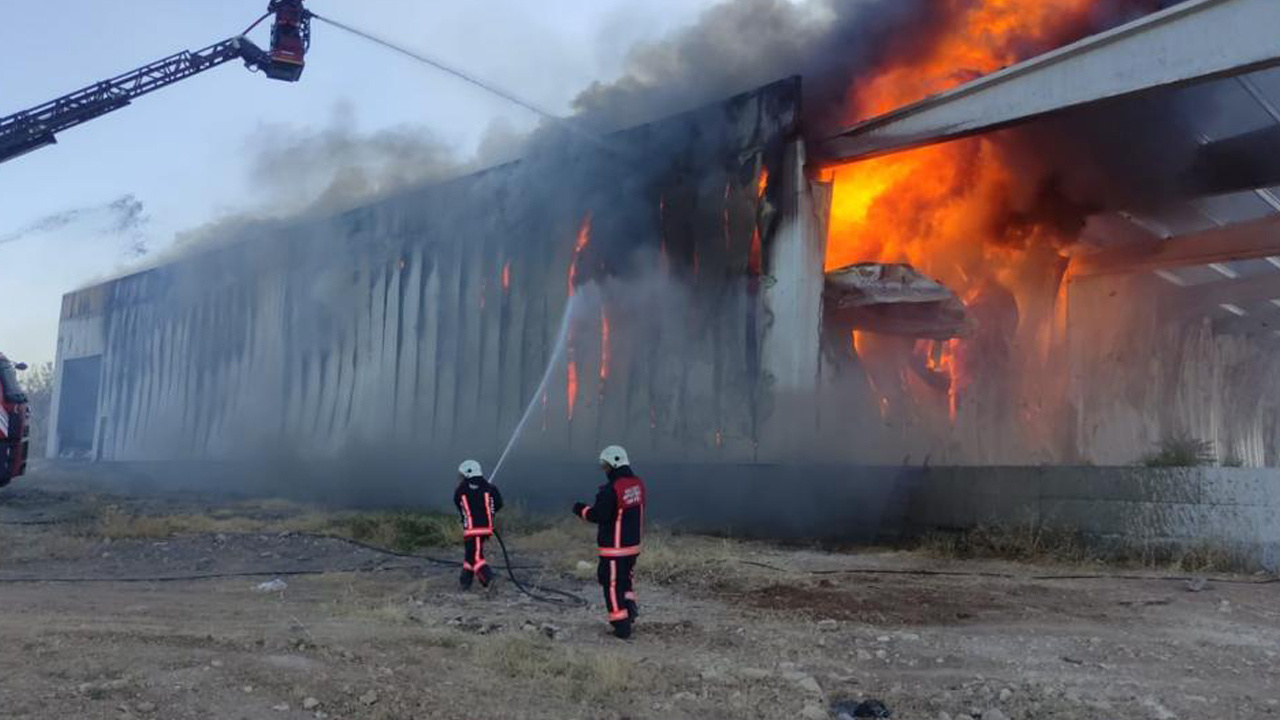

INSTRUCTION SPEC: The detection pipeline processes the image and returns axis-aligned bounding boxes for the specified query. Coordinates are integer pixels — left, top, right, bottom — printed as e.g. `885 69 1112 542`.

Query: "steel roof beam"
820 0 1280 163
1175 272 1280 314
1074 214 1280 276
1187 124 1280 197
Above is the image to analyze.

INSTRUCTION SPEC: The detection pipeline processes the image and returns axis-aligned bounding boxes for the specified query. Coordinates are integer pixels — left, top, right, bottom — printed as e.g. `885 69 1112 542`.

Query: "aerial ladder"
0 1 312 165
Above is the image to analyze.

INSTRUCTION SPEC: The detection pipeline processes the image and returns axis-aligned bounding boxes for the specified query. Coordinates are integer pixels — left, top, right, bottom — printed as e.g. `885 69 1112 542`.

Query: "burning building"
42 0 1280 549
48 78 821 481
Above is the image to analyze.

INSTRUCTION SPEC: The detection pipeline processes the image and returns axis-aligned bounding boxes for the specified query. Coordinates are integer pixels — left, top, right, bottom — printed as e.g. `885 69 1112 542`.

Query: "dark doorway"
57 355 102 454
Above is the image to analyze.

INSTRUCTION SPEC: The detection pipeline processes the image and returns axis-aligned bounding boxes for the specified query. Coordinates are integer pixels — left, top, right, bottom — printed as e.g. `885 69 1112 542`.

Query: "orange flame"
920 339 961 423
757 167 769 199
502 261 511 292
567 360 579 421
568 213 592 297
828 1 1113 437
599 310 611 382
828 0 1107 275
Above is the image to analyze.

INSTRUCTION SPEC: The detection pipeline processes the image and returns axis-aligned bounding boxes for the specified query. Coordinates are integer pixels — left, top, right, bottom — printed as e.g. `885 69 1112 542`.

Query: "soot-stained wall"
49 79 830 477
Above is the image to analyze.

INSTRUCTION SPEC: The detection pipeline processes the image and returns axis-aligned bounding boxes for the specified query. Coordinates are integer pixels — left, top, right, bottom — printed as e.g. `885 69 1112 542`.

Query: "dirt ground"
1 464 1279 720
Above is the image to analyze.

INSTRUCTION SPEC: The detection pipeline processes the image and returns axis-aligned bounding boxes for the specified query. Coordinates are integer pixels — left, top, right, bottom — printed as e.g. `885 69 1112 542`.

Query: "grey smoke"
0 193 149 254
145 102 480 264
246 101 466 213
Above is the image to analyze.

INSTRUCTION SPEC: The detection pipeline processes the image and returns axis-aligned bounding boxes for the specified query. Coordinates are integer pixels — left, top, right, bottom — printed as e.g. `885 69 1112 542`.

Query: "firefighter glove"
572 502 587 517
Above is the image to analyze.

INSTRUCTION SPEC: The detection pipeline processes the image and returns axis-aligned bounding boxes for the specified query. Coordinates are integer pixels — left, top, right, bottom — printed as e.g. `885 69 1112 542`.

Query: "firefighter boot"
611 618 633 640
625 599 639 621
459 568 474 591
478 565 495 588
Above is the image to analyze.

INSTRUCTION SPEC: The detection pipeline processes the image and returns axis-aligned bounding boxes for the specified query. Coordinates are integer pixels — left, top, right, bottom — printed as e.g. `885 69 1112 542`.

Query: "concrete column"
759 139 828 458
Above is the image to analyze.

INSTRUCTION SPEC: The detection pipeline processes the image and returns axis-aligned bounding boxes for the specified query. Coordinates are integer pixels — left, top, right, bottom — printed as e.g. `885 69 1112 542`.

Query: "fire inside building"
44 0 1280 556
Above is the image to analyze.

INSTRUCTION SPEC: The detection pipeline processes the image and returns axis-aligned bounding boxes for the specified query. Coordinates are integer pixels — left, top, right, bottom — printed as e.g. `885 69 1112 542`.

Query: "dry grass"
474 635 651 701
639 530 739 586
93 505 337 540
1136 539 1253 574
1172 543 1244 573
0 526 94 562
510 517 594 571
90 504 460 552
917 524 1258 573
916 523 1095 565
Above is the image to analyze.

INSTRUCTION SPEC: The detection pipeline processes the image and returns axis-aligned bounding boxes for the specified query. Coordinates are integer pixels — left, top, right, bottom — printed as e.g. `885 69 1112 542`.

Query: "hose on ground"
493 530 589 607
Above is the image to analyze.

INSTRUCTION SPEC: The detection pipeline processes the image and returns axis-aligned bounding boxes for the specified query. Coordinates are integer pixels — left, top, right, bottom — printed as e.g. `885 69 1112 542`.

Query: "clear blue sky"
1 0 722 366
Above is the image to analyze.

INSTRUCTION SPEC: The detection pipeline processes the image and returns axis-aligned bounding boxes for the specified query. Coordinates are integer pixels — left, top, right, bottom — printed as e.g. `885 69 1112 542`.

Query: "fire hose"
326 530 588 607
493 530 589 607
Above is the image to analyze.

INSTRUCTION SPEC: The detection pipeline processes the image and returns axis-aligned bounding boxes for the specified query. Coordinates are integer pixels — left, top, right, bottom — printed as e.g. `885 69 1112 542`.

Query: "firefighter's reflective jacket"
577 467 646 557
454 477 503 537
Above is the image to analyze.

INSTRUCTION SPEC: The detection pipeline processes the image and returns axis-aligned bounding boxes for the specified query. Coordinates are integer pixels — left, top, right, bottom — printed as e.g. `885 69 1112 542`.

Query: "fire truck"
0 1 312 164
0 354 29 487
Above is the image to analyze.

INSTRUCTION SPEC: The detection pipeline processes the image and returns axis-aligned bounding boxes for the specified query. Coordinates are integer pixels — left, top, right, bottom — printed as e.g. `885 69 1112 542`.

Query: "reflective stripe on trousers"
597 555 637 623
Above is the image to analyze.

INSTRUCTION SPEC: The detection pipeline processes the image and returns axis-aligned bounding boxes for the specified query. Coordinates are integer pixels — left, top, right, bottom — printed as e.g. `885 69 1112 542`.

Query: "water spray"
490 288 595 484
309 12 626 161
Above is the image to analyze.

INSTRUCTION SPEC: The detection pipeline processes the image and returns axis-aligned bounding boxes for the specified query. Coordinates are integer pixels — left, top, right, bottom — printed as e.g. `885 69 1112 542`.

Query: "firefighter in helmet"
454 459 503 590
572 445 647 639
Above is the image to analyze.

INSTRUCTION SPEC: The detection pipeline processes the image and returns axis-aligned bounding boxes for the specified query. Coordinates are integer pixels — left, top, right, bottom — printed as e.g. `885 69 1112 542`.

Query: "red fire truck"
0 353 30 487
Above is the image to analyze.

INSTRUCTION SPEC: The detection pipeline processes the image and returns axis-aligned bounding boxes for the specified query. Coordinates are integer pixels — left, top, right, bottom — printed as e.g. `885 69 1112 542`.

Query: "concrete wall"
48 79 829 471
904 466 1280 569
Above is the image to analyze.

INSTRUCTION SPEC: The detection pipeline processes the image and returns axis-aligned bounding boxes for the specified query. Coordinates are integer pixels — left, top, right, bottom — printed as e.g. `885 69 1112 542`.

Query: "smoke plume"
139 102 479 266
246 101 466 214
570 0 934 135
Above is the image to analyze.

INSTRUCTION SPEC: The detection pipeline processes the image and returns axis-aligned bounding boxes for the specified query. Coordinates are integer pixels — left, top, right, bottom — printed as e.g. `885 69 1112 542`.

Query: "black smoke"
570 0 936 136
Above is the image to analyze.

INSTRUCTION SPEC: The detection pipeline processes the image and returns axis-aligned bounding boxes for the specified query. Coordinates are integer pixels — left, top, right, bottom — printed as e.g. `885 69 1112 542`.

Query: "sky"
0 0 726 366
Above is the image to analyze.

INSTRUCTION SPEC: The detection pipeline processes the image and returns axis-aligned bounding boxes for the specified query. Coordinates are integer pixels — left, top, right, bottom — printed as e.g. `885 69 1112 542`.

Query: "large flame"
599 311 611 383
567 359 579 421
566 212 592 421
825 0 1117 455
568 213 592 297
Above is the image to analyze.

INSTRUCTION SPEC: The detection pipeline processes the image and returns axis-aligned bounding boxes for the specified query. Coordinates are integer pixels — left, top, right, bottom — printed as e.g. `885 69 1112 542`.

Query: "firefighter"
454 459 503 590
572 445 646 639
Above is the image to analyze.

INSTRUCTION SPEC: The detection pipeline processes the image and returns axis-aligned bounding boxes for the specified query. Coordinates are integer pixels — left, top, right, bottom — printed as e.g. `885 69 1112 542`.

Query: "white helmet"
599 445 630 469
458 459 483 479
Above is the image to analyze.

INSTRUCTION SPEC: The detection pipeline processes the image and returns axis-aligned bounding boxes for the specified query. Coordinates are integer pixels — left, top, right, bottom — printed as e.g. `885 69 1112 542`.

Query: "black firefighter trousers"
597 555 638 634
460 536 492 588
